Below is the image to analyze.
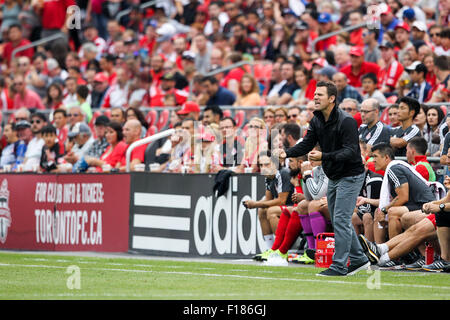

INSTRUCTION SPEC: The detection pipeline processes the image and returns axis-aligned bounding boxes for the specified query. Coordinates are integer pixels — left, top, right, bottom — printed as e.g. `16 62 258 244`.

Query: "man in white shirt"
23 112 47 171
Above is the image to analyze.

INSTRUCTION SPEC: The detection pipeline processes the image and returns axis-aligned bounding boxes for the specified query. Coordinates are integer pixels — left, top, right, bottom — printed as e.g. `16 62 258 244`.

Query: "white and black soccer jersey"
358 121 391 146
265 167 295 206
390 124 421 156
387 164 435 210
303 166 328 201
358 170 383 214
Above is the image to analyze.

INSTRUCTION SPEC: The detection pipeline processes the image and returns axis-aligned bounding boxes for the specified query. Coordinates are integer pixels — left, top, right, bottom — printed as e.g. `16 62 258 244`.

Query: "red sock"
279 213 302 254
271 208 290 250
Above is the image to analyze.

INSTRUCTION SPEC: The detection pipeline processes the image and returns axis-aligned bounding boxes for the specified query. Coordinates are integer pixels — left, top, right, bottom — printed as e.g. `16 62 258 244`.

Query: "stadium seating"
234 110 245 128
156 109 169 131
146 109 157 128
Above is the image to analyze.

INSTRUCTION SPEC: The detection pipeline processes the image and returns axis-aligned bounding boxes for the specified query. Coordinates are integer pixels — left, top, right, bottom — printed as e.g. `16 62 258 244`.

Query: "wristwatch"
381 207 388 214
439 203 446 212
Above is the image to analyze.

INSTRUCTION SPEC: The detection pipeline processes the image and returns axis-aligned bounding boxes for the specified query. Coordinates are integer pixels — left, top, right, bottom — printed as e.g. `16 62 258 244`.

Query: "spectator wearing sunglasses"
22 112 47 171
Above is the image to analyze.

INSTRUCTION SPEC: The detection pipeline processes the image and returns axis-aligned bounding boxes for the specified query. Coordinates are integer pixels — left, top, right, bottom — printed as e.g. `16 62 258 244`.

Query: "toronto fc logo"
0 179 11 244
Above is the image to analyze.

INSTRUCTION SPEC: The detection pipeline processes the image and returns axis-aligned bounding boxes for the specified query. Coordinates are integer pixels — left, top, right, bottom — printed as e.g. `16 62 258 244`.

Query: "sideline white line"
0 262 449 291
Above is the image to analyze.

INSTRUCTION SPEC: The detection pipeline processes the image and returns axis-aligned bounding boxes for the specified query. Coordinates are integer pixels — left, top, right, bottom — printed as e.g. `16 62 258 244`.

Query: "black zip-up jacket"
285 106 365 180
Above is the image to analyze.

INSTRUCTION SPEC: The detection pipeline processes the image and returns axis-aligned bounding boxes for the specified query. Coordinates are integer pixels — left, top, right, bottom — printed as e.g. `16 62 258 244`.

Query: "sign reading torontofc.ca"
0 179 11 244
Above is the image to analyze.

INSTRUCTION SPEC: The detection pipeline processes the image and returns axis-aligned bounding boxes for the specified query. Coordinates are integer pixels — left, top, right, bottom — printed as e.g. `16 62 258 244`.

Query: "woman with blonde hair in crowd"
263 107 276 131
190 124 222 173
237 117 268 173
274 106 288 124
234 73 262 107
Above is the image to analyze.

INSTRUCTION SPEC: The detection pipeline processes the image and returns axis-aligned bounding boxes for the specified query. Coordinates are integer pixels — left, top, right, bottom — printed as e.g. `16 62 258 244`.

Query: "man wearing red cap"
177 101 201 121
395 22 414 64
91 72 110 109
340 46 380 89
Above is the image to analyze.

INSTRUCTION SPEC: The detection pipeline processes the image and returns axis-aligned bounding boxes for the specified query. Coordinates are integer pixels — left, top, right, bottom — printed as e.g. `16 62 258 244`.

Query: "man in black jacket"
277 81 370 276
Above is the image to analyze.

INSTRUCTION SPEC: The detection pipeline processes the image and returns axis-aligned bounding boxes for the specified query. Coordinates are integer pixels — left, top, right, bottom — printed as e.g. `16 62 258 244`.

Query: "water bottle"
425 243 434 265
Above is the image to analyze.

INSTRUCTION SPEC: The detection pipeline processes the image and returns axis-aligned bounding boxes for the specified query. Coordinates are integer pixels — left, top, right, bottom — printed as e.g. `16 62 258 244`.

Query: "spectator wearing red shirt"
220 51 247 96
139 23 158 57
120 119 148 171
99 53 117 85
348 11 365 47
315 13 339 52
291 21 317 62
53 108 68 152
33 0 75 38
379 41 404 94
150 72 189 107
86 121 128 171
340 46 380 89
12 74 45 110
150 54 165 89
2 24 34 67
0 76 14 111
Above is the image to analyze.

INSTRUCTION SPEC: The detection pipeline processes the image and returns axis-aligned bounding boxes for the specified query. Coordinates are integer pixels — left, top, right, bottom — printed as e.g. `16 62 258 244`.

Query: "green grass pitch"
0 251 448 300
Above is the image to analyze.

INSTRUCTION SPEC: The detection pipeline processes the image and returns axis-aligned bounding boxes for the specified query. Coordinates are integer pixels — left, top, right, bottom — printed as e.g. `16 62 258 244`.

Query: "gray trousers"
327 172 368 274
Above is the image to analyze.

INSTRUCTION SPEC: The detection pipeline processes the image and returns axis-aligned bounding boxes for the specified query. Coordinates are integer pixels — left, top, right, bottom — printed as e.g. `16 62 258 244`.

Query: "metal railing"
116 0 157 22
312 22 369 53
126 128 174 172
12 33 66 60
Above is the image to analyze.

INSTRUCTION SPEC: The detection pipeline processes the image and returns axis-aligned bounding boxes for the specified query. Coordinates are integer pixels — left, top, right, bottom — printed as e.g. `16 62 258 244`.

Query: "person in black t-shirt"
40 125 63 173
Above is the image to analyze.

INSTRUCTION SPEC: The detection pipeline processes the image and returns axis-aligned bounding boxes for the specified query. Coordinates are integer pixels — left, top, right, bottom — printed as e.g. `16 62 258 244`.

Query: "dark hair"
8 23 22 32
361 72 378 84
86 59 100 72
139 71 152 83
68 66 81 74
440 27 450 39
398 96 421 119
33 52 47 61
106 121 124 142
204 105 223 119
41 124 57 135
434 55 449 71
53 108 67 118
324 50 335 66
201 75 218 84
371 143 395 160
221 116 236 126
414 63 428 78
407 137 427 155
282 123 301 141
46 83 63 106
316 81 338 105
31 112 48 123
126 107 148 129
6 122 16 131
426 105 445 130
76 85 90 100
389 104 399 110
64 76 77 84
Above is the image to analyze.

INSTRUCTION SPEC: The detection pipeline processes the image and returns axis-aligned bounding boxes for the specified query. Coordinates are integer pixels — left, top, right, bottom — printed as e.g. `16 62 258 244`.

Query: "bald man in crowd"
120 119 147 171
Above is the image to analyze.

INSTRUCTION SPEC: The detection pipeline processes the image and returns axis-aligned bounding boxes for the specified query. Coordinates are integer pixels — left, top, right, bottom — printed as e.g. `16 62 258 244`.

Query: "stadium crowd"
0 0 449 272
